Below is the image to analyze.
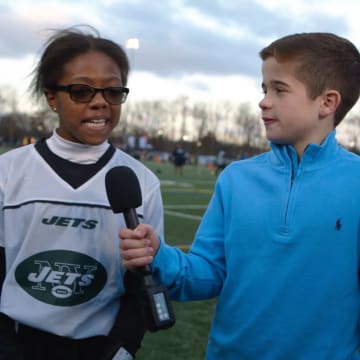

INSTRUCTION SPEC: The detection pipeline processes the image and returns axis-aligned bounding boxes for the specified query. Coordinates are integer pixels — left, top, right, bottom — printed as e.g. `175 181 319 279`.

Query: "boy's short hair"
260 33 360 126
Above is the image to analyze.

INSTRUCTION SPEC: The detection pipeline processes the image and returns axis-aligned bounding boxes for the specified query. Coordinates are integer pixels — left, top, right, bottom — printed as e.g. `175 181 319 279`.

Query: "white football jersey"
0 140 164 338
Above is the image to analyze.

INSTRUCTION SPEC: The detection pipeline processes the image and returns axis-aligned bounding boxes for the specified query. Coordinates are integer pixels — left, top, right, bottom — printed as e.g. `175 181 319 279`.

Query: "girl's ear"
319 90 341 118
44 90 57 111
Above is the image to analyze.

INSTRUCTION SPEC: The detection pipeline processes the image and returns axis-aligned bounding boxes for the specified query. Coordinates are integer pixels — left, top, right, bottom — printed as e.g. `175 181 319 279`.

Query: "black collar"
35 138 116 189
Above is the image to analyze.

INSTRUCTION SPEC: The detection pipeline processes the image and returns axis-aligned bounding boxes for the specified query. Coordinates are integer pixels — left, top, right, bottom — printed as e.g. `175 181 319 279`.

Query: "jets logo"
15 250 107 306
42 216 98 229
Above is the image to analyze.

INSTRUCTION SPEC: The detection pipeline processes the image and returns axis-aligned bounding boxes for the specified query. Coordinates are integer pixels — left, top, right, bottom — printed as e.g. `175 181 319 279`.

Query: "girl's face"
46 50 124 145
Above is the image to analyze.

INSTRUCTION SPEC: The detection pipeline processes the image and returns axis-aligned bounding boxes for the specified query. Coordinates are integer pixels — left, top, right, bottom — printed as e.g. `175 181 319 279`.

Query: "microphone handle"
123 209 139 229
122 208 176 331
123 209 151 274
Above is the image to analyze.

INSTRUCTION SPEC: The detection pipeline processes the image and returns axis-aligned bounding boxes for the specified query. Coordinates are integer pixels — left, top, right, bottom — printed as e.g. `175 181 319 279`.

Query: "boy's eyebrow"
262 80 290 90
270 80 290 88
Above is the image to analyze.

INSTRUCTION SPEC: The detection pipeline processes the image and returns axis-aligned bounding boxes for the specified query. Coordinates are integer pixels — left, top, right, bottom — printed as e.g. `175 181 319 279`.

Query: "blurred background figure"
215 150 226 175
171 143 186 175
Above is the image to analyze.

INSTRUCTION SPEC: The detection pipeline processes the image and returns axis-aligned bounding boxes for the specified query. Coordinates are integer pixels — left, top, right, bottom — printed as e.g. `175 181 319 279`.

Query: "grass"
136 161 218 360
0 144 218 359
0 145 12 154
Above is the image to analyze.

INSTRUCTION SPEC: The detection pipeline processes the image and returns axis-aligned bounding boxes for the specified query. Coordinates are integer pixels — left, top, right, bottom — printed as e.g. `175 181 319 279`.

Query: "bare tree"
192 103 209 140
341 115 360 151
235 103 265 147
0 93 5 113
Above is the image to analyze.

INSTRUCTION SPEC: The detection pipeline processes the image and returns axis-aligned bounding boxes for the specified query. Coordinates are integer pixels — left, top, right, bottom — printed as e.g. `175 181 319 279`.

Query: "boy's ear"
319 90 341 118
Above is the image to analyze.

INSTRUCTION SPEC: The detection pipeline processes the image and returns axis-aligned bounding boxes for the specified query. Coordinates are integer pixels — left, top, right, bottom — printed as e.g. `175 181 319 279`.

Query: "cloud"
0 0 357 112
94 0 350 78
0 4 41 57
0 0 353 78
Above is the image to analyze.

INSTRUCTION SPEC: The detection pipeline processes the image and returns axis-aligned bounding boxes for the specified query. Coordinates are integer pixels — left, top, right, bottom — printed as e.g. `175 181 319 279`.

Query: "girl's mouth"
83 118 108 130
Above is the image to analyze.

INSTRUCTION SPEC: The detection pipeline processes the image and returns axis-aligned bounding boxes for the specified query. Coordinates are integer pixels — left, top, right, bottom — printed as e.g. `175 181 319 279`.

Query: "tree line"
0 91 359 157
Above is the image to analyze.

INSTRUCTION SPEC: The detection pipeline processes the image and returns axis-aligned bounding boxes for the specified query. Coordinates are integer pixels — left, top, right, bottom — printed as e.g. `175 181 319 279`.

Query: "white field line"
164 204 207 221
164 205 207 209
164 205 206 249
164 209 203 221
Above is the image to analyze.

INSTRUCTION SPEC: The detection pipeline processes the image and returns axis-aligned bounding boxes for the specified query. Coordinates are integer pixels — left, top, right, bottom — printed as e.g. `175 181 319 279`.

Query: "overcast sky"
1 0 360 113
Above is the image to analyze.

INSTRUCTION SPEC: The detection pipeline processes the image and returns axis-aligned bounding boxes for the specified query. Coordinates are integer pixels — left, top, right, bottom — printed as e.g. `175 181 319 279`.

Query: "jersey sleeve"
0 205 4 249
141 175 164 238
0 183 4 247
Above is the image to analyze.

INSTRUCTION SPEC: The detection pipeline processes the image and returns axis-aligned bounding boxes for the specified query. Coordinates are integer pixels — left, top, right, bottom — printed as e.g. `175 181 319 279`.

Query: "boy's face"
45 50 123 145
259 56 332 156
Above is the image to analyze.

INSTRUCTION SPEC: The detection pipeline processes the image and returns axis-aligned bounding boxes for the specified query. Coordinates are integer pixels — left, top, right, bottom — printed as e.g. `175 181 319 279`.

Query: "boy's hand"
120 224 160 269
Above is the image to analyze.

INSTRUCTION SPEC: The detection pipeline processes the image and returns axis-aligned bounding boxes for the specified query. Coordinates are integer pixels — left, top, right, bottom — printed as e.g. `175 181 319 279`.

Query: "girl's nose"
89 91 108 108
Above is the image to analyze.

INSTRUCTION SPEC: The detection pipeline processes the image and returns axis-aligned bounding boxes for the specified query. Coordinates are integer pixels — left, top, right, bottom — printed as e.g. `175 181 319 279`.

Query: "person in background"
171 142 186 175
0 25 164 360
119 32 360 359
214 150 226 175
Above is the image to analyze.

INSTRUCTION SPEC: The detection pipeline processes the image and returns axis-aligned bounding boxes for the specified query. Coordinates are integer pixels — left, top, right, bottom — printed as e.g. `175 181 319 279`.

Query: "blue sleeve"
152 182 226 301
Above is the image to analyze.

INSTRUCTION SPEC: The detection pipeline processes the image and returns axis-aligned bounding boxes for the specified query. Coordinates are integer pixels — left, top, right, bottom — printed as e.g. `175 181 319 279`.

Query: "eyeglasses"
49 84 129 105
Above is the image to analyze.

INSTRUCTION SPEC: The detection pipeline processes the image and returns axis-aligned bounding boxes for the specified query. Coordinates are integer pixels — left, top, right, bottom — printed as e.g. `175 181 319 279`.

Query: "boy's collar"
270 130 338 167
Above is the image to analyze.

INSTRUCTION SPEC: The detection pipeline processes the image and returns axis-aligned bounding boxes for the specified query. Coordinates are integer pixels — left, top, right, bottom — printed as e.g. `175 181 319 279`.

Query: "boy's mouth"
262 117 277 126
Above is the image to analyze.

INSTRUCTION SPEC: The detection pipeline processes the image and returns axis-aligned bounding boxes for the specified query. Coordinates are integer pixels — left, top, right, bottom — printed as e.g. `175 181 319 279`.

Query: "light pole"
124 38 140 151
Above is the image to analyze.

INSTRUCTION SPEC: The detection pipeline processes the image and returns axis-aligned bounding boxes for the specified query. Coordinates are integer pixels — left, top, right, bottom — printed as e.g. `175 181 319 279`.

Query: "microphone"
105 166 176 332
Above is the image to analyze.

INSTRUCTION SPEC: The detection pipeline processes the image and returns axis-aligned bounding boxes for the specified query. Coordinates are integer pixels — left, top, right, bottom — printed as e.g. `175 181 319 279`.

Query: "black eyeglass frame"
48 84 130 105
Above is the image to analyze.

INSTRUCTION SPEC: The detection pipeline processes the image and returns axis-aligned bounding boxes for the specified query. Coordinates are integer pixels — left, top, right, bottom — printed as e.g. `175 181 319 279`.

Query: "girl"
0 25 163 360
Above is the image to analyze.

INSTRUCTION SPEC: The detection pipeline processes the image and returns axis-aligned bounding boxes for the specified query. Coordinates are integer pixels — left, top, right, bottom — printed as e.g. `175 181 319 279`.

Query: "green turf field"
136 161 218 360
0 144 218 359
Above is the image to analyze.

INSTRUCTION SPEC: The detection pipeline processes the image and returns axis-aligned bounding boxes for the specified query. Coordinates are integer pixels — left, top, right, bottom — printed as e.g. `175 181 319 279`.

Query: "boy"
120 33 360 359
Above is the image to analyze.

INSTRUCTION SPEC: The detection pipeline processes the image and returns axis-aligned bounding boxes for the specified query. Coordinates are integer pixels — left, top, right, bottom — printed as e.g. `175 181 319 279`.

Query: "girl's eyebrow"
70 75 122 82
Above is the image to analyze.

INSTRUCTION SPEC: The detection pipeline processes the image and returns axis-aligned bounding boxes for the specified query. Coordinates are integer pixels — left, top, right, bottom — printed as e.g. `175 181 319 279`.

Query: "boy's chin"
266 135 288 145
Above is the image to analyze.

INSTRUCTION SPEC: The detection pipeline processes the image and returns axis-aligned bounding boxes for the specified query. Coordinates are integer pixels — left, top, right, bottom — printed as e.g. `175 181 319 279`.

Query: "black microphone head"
105 166 142 213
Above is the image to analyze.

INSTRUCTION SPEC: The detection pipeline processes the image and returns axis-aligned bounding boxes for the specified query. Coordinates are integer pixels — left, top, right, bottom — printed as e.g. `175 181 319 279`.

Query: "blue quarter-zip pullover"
153 131 360 360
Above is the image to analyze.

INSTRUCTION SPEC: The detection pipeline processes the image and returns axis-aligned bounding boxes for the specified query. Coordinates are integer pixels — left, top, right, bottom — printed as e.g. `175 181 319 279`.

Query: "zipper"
281 156 299 232
283 172 294 228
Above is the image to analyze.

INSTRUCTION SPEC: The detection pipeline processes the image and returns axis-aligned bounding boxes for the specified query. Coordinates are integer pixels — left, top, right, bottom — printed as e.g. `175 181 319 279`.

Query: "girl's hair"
260 32 360 126
31 24 130 100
